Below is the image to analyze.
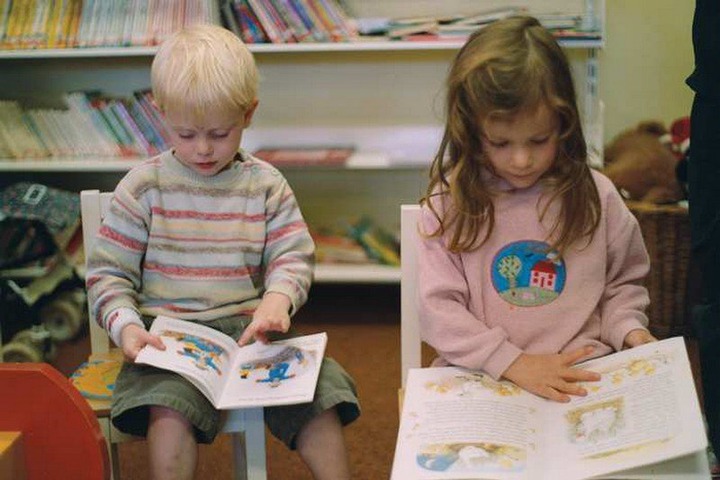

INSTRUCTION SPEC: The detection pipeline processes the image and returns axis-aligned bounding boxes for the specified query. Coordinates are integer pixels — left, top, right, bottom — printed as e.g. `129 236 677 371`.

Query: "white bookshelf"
0 0 605 285
0 36 603 59
315 264 400 284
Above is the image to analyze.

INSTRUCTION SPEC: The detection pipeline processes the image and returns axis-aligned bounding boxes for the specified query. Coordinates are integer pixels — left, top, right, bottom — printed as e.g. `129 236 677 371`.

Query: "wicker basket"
626 201 691 338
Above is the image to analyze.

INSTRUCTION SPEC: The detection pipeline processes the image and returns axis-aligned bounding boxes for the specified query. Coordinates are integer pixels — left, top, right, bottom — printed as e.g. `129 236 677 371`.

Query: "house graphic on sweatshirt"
530 260 557 290
492 240 566 307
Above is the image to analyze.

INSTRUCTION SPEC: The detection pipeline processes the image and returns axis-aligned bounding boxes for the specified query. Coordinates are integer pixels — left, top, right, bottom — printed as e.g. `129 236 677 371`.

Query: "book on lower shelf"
392 337 709 479
135 315 326 409
252 145 355 167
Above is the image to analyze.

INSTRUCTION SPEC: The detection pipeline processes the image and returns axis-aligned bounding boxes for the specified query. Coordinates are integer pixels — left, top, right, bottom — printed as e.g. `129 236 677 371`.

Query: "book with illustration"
392 337 709 479
135 315 326 409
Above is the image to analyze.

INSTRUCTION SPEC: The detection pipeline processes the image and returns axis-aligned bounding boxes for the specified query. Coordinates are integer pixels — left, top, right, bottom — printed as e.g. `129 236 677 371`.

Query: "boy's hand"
238 292 291 346
502 347 601 403
120 323 165 361
623 328 657 348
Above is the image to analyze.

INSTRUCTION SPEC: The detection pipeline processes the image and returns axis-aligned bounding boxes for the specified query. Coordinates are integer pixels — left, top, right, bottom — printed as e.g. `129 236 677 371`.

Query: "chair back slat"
400 204 422 387
80 190 114 355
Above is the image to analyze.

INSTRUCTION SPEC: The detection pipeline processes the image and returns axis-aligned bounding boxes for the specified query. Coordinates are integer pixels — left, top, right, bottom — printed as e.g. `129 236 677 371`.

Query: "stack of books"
356 7 601 43
0 90 171 160
252 146 354 167
220 0 356 44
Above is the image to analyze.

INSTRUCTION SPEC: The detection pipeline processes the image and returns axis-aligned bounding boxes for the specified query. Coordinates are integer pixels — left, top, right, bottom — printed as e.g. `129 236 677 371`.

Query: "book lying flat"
392 337 709 479
135 315 326 409
252 146 354 167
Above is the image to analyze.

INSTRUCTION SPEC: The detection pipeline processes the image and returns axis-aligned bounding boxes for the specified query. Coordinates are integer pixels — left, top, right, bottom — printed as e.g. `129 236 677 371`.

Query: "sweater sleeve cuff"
609 322 651 352
105 308 144 348
265 284 300 315
482 341 523 381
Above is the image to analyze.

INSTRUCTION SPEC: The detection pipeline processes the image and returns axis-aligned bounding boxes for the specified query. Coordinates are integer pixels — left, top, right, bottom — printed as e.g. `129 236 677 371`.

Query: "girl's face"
480 104 560 189
164 104 256 177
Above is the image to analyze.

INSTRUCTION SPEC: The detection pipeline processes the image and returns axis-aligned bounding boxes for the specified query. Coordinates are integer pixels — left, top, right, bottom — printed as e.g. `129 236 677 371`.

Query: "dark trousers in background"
689 92 720 454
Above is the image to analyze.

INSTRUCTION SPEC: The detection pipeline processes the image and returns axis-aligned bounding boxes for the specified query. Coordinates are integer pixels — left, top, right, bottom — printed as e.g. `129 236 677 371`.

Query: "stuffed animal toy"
602 120 686 204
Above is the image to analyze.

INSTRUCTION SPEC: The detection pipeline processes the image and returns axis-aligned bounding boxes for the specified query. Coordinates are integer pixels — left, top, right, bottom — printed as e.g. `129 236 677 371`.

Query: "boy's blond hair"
151 24 259 119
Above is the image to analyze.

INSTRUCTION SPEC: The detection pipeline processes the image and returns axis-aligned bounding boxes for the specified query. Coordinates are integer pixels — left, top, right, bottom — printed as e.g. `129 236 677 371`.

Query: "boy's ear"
243 100 259 127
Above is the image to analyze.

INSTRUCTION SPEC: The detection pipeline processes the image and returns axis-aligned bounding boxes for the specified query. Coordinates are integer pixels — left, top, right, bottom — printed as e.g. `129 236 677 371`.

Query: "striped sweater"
86 150 315 347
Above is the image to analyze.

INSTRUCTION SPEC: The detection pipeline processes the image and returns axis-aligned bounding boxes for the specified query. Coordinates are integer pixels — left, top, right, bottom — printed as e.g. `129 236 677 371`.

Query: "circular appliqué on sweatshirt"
491 240 566 307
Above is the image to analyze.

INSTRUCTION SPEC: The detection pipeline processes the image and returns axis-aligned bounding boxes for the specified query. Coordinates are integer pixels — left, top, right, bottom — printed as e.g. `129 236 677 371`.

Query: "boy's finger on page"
150 334 166 350
238 328 254 346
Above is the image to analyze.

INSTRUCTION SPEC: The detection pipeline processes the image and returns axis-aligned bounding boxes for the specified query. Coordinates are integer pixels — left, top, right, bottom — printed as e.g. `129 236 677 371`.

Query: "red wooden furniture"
0 363 109 479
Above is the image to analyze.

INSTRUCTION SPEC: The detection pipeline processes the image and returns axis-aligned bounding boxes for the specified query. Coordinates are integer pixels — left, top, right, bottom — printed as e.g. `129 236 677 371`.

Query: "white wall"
600 0 694 141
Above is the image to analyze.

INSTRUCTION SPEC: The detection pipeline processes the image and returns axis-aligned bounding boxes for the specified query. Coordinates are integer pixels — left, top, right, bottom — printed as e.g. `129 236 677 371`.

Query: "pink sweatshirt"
418 170 650 380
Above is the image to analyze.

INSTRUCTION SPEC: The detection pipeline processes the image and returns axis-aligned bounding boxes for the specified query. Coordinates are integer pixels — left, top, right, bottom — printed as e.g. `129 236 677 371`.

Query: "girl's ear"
243 100 259 127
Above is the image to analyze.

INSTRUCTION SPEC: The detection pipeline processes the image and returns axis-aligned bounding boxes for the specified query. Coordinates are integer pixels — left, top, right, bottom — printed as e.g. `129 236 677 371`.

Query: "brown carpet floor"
50 283 705 480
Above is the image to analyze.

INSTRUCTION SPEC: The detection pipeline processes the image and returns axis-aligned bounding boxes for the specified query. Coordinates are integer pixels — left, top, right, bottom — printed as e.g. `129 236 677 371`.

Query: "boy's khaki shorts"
110 316 360 447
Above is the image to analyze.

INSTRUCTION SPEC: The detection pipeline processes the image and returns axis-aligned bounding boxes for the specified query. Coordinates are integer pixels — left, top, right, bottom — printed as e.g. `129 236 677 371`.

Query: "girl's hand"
502 346 601 403
238 292 291 346
120 323 165 361
623 328 657 348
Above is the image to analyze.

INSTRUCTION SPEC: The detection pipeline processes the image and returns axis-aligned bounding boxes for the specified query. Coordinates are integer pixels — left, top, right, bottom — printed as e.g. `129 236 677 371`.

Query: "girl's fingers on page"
556 379 588 397
543 386 570 403
563 345 595 365
565 367 601 382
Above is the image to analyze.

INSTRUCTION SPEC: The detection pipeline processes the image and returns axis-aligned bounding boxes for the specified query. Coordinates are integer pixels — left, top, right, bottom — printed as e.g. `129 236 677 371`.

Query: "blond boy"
86 24 359 479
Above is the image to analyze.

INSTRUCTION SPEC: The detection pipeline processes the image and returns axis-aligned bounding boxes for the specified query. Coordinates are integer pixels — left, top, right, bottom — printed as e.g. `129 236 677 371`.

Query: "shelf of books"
0 1 604 57
0 36 602 60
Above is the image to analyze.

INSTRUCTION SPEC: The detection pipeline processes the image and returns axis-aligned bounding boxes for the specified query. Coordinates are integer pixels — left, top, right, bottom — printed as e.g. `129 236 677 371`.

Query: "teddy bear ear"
636 121 667 137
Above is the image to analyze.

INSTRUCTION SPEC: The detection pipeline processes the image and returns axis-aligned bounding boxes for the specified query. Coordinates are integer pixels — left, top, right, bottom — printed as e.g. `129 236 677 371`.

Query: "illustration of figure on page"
163 330 228 375
239 345 317 388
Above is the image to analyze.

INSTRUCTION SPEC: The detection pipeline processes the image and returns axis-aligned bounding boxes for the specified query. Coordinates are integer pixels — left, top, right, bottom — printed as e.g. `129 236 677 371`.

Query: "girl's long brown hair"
423 15 600 255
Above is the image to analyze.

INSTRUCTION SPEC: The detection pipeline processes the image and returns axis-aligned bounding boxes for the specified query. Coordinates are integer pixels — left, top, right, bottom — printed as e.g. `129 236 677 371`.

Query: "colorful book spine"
133 90 172 147
111 100 152 156
234 0 268 43
272 0 312 42
291 0 329 42
126 98 165 153
221 0 242 36
306 0 343 41
0 0 12 47
246 0 284 43
259 0 296 42
64 92 121 156
130 0 150 46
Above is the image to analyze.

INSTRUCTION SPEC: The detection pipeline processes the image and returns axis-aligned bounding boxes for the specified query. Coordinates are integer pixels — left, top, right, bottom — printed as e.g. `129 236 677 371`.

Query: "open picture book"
392 337 709 479
135 315 326 409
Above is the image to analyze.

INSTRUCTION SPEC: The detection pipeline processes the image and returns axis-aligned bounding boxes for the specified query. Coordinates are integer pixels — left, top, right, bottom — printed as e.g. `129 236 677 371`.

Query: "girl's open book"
135 316 327 409
392 337 709 479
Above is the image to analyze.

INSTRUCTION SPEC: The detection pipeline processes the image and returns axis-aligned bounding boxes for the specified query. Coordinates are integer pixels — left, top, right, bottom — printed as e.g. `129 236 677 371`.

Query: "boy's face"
164 104 257 177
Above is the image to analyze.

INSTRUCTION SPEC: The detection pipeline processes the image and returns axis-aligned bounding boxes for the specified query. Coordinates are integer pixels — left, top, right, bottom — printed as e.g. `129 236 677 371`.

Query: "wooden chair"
398 204 711 478
79 189 267 480
0 362 110 479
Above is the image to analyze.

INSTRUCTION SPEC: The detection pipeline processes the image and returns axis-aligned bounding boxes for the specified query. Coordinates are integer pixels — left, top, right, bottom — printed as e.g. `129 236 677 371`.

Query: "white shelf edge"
314 263 400 284
0 158 144 172
0 46 160 58
0 37 603 59
0 157 429 172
